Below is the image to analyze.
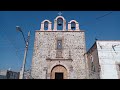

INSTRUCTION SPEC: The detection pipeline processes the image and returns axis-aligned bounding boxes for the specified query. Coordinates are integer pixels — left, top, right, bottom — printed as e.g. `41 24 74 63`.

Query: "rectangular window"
57 40 62 49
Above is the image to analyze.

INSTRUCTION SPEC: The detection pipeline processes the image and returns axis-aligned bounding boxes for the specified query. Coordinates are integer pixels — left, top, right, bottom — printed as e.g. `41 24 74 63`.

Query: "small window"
57 40 62 49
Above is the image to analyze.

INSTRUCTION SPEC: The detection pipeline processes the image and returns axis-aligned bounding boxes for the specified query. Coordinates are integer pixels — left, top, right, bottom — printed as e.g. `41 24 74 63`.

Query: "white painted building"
86 40 120 79
0 70 19 79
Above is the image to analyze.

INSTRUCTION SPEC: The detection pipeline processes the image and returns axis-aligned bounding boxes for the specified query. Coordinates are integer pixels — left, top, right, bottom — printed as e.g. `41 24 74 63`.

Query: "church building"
31 15 87 79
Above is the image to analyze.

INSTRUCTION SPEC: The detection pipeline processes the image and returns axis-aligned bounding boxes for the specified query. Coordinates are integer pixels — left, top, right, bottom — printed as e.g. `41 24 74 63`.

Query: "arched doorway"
50 65 67 79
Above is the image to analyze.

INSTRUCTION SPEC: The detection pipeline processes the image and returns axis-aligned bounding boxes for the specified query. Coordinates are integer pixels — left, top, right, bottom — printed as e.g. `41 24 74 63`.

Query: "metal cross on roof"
58 12 62 16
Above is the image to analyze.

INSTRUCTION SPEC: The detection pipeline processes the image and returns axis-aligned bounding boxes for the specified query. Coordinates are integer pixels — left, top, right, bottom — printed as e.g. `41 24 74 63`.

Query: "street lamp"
16 26 30 79
16 26 26 44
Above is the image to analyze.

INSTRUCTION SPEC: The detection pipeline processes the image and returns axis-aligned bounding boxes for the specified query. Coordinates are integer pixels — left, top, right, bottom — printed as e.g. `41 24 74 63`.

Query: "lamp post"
16 26 30 79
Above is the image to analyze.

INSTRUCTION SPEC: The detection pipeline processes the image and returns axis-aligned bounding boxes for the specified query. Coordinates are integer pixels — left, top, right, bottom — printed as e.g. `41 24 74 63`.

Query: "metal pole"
21 30 26 44
19 31 30 79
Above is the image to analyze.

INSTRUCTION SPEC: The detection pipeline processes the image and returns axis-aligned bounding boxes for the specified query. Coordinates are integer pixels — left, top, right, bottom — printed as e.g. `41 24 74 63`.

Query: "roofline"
86 41 97 54
86 40 120 54
35 30 85 32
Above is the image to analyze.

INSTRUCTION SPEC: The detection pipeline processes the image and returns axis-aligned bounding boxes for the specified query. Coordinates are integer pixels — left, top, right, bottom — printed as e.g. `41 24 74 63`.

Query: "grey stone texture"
31 31 87 79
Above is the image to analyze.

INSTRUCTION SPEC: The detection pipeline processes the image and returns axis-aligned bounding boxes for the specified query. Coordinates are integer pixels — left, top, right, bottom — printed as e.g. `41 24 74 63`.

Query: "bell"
71 26 75 29
44 21 48 28
58 21 62 26
44 24 48 28
71 22 75 30
57 18 63 26
71 25 75 30
44 22 48 28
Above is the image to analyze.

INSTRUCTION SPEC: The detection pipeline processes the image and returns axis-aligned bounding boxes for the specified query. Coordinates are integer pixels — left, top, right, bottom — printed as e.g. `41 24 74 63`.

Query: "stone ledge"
46 58 73 61
35 30 85 32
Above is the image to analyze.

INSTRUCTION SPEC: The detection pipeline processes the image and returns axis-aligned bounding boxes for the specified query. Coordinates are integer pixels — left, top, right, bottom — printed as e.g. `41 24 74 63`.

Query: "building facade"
24 70 32 79
31 15 87 79
0 70 19 79
86 40 120 79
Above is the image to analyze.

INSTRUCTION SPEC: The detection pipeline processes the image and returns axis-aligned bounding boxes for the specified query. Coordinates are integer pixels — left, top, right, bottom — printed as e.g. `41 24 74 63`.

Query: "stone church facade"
31 15 87 79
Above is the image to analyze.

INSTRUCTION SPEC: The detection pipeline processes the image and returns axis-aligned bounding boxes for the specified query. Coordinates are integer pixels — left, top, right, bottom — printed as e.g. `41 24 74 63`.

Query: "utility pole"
19 31 30 79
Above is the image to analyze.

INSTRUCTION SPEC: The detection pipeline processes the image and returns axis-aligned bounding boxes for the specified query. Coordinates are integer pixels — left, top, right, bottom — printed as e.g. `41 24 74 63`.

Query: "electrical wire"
0 24 22 70
0 20 35 71
80 12 113 27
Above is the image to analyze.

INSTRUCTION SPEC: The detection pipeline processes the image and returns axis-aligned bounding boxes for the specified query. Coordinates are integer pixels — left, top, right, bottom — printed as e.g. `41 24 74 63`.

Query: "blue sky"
0 11 120 72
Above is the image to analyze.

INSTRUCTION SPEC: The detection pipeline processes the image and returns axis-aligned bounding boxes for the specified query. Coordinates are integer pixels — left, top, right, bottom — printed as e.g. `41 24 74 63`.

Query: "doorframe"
50 65 68 79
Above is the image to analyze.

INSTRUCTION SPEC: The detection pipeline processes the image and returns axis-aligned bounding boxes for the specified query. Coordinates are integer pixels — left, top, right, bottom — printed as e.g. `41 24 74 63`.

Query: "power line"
0 21 34 67
95 12 112 20
0 24 22 70
80 12 113 27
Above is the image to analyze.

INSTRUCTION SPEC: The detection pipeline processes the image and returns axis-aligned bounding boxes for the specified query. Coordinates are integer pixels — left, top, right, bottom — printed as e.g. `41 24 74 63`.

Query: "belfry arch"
40 20 52 31
53 16 66 31
68 20 80 31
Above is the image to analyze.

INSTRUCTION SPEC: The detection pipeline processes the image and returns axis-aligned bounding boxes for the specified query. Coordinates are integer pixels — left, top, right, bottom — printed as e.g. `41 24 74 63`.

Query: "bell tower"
31 13 87 79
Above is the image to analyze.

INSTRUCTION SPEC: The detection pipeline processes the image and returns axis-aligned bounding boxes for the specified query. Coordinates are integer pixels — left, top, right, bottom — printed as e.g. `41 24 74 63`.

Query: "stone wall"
31 31 87 79
87 44 100 79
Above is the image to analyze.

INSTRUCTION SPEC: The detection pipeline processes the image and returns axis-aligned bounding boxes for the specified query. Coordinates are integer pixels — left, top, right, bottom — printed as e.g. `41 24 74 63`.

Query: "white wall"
96 41 120 79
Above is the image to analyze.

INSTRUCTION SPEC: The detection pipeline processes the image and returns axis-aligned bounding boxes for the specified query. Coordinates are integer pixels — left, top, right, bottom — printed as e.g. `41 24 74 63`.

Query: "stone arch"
40 19 52 31
50 65 68 79
53 16 66 31
68 20 80 31
49 63 69 74
42 20 52 23
69 20 78 24
55 16 65 21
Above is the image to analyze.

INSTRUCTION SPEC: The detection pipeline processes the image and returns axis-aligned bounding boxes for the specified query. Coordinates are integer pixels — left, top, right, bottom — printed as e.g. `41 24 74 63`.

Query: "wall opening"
55 72 63 79
50 65 67 79
57 18 63 30
71 22 76 30
44 21 49 30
